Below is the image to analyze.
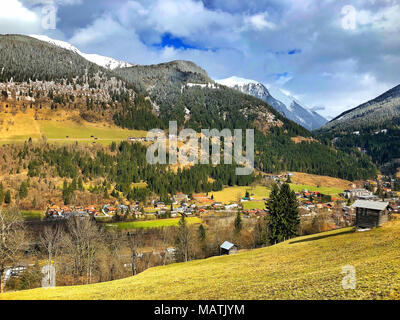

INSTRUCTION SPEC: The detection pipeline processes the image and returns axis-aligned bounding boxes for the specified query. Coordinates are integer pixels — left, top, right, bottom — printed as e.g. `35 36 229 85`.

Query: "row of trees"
23 141 257 205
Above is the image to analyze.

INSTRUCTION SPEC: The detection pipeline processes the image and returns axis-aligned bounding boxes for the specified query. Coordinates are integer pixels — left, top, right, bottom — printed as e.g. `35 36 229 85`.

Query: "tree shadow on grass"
289 228 356 245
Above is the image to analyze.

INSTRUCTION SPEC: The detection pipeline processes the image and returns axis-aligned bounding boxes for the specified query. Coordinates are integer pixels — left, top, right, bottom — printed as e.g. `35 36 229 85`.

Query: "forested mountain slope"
0 34 377 180
319 84 400 133
116 62 376 180
317 84 400 173
0 35 109 82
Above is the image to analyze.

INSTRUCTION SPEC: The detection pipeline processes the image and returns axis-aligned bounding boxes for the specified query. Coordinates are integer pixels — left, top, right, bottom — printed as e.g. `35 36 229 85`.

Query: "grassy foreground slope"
3 220 400 300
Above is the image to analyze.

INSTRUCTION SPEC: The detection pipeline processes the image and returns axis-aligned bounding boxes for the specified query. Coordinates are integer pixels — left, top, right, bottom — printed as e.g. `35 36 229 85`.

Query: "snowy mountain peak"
29 34 133 70
216 76 327 130
216 76 259 87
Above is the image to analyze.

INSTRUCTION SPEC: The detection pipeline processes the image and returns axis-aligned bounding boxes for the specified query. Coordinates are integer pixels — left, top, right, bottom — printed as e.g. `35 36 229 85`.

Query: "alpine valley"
0 34 376 188
2 0 400 303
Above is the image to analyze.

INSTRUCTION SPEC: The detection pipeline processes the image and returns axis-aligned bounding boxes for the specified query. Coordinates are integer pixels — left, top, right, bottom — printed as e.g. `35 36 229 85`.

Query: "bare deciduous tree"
63 217 102 285
174 214 192 262
40 223 62 266
0 208 26 293
126 231 143 276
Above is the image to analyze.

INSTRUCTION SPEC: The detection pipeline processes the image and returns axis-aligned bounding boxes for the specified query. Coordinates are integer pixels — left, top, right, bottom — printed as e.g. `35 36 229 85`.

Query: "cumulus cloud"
245 13 276 31
0 0 42 34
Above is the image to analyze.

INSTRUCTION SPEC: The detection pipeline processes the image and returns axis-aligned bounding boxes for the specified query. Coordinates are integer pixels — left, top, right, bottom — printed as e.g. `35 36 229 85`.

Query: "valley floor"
3 218 400 300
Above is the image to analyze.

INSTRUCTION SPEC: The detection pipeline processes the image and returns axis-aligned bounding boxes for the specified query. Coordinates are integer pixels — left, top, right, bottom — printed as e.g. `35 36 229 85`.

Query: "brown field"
289 172 354 190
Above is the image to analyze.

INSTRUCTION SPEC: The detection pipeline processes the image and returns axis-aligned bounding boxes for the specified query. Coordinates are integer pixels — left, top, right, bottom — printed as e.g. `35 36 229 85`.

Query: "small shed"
220 241 238 255
352 200 390 229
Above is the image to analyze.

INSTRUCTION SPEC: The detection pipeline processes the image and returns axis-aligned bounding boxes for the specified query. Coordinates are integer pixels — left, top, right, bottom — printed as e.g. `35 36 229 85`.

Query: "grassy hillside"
210 185 270 204
0 112 146 145
3 219 400 300
289 172 353 190
288 184 344 196
105 217 203 230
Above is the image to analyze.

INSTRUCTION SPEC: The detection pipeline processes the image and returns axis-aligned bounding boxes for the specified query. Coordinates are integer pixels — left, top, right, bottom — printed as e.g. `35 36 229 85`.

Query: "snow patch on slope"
29 34 133 70
216 76 258 87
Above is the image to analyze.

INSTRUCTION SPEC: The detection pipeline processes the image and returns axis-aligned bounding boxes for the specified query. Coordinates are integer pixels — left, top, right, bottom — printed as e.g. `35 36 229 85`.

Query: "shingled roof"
352 200 389 211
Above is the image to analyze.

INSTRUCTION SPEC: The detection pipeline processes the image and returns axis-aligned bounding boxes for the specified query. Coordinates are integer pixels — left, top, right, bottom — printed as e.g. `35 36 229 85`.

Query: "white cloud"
245 13 276 31
357 5 400 31
69 15 125 46
0 0 42 34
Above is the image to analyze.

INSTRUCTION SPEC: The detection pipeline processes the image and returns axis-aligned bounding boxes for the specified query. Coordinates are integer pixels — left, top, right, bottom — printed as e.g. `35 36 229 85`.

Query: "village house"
352 200 390 229
343 188 375 200
193 193 214 204
173 192 189 203
212 202 223 208
225 203 238 210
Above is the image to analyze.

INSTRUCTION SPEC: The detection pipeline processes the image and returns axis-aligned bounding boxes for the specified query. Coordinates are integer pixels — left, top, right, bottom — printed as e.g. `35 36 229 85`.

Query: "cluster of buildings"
243 208 266 216
342 188 377 200
296 190 336 212
46 204 141 220
46 205 96 219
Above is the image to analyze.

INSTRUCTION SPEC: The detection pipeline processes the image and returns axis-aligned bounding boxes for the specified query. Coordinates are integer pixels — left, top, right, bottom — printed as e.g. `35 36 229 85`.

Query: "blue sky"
1 0 400 118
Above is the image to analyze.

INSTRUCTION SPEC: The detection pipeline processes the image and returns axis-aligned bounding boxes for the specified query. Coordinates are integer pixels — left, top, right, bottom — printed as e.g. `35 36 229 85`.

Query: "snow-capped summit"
216 76 259 87
216 76 327 130
29 34 133 70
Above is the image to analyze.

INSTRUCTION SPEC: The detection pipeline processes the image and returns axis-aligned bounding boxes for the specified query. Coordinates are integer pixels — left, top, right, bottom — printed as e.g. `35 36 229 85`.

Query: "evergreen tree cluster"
24 142 256 203
266 183 300 244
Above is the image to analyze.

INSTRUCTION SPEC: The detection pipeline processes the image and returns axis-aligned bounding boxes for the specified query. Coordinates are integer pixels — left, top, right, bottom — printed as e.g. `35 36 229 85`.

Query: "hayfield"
289 183 344 196
242 201 266 210
210 185 270 204
289 172 353 190
20 210 43 221
0 113 147 145
105 217 203 230
4 219 400 300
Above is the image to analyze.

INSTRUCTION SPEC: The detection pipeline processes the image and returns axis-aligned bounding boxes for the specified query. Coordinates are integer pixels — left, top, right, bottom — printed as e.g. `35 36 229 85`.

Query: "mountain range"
319 84 400 133
316 83 400 173
215 76 327 131
0 34 377 180
30 35 327 131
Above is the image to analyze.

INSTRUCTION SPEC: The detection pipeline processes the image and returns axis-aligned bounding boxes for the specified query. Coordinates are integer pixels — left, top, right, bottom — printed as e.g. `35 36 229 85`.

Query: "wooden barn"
352 200 390 229
220 241 238 255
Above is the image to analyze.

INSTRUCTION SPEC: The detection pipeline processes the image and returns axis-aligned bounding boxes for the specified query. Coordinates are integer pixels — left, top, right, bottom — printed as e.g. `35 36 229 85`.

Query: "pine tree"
266 184 283 244
4 190 11 204
279 183 299 240
234 211 242 235
266 183 299 244
198 224 206 243
0 183 4 203
19 181 28 199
